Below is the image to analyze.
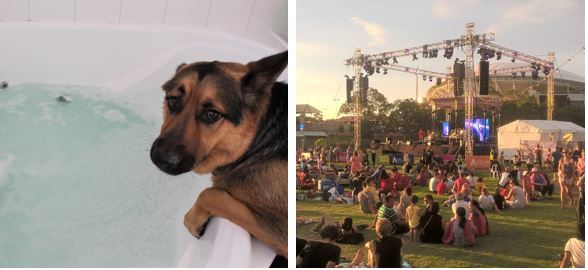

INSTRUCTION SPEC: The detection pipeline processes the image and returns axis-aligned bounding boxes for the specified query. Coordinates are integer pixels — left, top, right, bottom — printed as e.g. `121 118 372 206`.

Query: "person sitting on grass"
453 171 469 194
350 219 403 268
442 207 477 247
297 225 341 268
466 171 476 188
418 202 445 244
398 187 413 217
406 195 423 242
560 222 585 268
469 200 489 237
498 167 511 188
479 187 501 213
327 181 350 204
504 181 528 209
521 170 532 202
475 177 487 196
358 182 375 214
436 177 449 195
337 217 365 245
428 172 441 192
379 169 394 199
530 167 548 200
417 168 429 186
451 192 470 218
374 194 409 234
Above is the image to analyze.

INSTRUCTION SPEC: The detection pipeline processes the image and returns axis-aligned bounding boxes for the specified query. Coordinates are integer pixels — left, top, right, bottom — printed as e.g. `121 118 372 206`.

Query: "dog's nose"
150 138 195 175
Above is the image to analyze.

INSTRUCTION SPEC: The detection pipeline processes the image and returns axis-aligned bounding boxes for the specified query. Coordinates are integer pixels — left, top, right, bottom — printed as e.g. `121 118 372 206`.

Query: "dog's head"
150 51 287 175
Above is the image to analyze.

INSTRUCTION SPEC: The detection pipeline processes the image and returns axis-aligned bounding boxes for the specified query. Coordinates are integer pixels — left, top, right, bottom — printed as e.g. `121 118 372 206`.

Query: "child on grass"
406 195 422 242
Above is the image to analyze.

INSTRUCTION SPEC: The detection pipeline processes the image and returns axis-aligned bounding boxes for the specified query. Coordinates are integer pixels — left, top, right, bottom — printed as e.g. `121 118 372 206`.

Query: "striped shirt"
377 205 398 224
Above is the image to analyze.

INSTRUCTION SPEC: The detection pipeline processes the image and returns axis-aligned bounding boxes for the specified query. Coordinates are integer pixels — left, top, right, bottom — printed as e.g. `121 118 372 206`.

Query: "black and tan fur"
150 51 288 260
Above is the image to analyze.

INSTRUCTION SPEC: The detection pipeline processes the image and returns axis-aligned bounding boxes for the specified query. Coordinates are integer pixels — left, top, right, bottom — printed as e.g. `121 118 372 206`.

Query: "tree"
387 99 433 140
338 88 392 119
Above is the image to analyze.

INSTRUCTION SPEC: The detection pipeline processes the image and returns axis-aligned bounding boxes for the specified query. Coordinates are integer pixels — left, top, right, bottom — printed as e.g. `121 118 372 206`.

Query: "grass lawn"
296 170 579 268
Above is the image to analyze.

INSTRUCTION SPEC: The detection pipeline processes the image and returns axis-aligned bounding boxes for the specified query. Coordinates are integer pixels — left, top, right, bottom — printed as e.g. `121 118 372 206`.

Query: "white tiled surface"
206 0 254 29
0 0 287 37
163 0 210 27
120 0 166 24
30 0 74 22
0 0 28 21
76 0 120 24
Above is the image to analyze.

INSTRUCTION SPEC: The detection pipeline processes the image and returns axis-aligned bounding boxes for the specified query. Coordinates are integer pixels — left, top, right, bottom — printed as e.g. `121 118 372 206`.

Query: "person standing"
332 144 340 163
346 145 352 163
553 147 562 183
371 148 377 167
559 150 577 208
350 151 363 176
418 128 425 144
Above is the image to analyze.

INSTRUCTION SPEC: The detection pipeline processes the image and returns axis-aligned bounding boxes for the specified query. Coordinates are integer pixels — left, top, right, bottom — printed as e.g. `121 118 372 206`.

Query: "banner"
465 155 491 170
439 154 455 162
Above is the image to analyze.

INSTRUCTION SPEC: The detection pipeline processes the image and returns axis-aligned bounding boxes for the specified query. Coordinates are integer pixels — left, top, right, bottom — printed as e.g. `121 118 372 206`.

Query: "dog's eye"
167 97 181 112
201 109 221 124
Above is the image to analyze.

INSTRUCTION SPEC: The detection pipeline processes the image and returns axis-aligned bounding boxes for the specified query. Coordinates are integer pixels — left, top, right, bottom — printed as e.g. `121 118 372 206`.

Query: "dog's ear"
176 63 187 73
242 51 287 94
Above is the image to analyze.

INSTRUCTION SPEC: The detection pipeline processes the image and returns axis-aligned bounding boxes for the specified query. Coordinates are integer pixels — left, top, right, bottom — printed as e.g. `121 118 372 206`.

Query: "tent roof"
498 120 585 133
296 104 321 114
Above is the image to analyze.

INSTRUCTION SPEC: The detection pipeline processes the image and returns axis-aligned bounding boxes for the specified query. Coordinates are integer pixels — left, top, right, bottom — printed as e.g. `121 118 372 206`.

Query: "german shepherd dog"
150 51 288 264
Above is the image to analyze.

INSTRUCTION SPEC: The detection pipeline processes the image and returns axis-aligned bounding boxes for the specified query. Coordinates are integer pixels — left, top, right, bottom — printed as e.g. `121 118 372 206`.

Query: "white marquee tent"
497 120 585 159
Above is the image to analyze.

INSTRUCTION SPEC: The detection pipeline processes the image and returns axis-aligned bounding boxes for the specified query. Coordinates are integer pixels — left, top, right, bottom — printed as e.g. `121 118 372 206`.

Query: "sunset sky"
297 0 585 119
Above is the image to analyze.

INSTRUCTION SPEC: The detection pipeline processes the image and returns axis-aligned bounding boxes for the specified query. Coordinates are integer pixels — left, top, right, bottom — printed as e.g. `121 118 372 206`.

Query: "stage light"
511 58 515 63
429 76 433 82
496 52 502 60
384 58 389 65
422 75 427 81
376 68 380 73
383 69 388 75
412 53 418 61
543 66 551 75
393 56 398 64
521 71 526 78
512 72 517 78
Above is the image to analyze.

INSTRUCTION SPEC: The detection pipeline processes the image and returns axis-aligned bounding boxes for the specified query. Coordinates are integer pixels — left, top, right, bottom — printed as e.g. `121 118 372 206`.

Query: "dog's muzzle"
150 138 195 175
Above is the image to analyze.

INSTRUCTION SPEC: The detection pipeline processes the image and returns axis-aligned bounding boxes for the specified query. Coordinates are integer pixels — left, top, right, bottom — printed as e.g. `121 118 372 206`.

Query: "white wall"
0 0 287 40
0 22 285 90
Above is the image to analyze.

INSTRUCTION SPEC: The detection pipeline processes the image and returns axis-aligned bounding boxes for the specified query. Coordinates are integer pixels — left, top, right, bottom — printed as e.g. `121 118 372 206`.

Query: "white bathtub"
0 22 286 267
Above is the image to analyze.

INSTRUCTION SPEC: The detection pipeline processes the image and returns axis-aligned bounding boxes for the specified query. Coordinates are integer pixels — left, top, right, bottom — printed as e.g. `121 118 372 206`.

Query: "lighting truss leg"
463 23 476 157
547 52 555 120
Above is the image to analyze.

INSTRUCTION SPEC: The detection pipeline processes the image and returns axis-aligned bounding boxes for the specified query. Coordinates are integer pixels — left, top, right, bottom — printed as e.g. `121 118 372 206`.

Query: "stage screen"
465 118 490 142
442 122 450 137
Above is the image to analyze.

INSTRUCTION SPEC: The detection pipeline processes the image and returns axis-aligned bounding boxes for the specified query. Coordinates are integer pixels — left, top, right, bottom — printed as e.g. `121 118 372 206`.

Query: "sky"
297 0 585 119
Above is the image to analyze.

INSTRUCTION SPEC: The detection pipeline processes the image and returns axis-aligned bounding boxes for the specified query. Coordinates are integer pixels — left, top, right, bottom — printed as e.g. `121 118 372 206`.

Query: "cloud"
349 16 387 47
485 0 578 33
432 0 479 19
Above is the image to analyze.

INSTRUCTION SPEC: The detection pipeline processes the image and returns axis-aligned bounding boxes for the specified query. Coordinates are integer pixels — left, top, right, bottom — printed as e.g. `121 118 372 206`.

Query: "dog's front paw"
184 207 211 238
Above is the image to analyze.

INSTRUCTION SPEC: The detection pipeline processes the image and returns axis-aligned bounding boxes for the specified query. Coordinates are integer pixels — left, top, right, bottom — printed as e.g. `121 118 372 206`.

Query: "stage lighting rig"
392 56 398 64
412 53 418 61
496 51 501 60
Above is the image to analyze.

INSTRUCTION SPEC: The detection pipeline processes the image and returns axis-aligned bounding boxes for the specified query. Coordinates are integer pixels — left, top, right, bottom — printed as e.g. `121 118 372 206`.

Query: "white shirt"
565 238 585 268
478 194 495 210
499 172 510 186
451 200 470 218
429 177 439 192
467 176 476 187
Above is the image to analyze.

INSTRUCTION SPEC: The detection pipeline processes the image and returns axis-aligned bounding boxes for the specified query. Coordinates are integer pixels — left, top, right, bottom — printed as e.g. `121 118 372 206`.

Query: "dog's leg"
184 187 287 258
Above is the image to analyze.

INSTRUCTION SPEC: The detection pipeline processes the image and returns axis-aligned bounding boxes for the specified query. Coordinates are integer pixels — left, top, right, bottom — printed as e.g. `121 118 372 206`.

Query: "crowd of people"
296 143 585 268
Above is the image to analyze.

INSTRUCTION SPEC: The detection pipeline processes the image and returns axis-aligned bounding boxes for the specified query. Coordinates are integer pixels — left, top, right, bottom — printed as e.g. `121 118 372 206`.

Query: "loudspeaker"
360 76 369 105
346 78 353 103
479 61 489 95
532 70 539 80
